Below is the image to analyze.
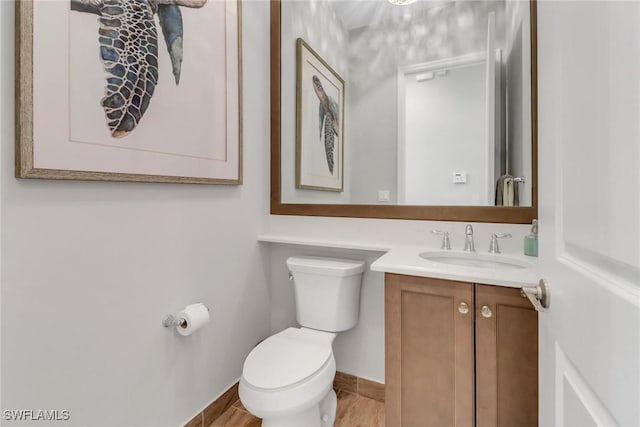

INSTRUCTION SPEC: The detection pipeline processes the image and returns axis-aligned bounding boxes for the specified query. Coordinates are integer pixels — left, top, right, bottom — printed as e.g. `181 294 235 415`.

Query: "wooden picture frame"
16 0 243 184
295 38 345 192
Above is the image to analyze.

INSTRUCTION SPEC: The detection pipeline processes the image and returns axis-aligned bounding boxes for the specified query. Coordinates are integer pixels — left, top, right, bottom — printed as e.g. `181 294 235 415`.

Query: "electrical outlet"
452 172 467 184
378 190 391 202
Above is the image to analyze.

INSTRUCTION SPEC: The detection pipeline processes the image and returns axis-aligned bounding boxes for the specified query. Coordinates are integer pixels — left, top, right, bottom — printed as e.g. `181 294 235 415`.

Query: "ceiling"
329 0 455 30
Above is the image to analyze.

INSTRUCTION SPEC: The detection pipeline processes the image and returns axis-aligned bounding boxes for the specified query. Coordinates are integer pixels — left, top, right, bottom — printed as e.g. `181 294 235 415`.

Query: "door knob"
481 305 493 318
458 302 469 314
521 279 550 311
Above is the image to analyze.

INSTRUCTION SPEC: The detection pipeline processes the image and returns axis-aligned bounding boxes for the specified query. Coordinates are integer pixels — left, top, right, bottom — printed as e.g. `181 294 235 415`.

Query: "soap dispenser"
524 219 538 257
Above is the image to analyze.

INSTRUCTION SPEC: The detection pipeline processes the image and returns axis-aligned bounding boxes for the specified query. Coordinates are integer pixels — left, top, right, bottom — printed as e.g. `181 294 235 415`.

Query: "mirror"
271 0 537 222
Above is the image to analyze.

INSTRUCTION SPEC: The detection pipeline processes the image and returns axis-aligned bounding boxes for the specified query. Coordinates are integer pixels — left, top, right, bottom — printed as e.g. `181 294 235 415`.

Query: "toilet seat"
242 328 333 391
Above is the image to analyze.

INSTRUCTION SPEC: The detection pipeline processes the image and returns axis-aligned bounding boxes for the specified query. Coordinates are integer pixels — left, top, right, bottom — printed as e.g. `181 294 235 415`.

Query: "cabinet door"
385 274 474 427
475 284 538 427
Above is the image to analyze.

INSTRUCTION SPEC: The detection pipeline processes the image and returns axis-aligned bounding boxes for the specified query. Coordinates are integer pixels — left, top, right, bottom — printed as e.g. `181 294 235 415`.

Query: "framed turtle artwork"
295 38 345 192
15 0 242 184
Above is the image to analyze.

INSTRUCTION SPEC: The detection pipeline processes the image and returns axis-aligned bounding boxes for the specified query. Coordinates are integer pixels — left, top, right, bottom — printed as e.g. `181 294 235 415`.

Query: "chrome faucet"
488 233 512 254
432 230 451 250
463 224 475 252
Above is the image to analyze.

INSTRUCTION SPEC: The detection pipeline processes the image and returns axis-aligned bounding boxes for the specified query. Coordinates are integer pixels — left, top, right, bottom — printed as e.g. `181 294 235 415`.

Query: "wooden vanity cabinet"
475 284 538 427
385 274 474 427
385 274 538 427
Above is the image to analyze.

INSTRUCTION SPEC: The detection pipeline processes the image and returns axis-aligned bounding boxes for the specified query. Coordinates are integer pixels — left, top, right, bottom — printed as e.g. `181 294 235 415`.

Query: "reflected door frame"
397 52 487 205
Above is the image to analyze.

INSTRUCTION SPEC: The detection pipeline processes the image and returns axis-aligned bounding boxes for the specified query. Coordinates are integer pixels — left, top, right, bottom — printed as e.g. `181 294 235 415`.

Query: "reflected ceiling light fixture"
388 0 417 5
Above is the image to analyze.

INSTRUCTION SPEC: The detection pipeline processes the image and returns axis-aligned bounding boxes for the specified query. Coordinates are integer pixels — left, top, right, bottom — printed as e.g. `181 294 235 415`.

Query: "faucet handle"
488 233 512 254
432 230 452 250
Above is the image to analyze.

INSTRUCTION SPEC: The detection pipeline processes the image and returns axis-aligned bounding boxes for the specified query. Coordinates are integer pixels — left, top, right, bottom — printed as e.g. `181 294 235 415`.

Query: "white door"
538 2 640 426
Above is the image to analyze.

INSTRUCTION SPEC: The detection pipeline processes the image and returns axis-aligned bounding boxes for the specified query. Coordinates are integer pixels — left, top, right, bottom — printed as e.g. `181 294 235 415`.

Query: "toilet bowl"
239 257 365 427
239 327 337 427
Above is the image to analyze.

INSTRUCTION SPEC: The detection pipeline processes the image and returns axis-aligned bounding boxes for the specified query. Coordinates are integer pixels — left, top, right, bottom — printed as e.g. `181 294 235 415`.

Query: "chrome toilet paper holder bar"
162 303 210 328
162 314 186 328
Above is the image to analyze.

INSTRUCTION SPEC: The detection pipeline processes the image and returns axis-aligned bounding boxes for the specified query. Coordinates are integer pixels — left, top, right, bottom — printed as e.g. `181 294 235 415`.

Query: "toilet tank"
287 256 365 332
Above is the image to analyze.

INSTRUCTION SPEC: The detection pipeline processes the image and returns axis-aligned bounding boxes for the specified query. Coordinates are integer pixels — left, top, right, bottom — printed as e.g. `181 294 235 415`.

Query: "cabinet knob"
458 302 469 314
481 305 493 318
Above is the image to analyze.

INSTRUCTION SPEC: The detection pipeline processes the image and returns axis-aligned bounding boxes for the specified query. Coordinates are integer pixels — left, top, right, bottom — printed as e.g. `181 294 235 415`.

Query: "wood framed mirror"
271 0 537 223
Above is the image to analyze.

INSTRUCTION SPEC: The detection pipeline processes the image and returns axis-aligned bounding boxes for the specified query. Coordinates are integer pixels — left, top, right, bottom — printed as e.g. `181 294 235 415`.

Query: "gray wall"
0 2 272 425
348 70 399 204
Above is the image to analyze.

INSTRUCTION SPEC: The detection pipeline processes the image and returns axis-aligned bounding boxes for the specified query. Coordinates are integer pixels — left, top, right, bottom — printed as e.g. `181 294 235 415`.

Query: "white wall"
265 215 532 383
403 64 488 205
0 2 272 426
280 0 351 204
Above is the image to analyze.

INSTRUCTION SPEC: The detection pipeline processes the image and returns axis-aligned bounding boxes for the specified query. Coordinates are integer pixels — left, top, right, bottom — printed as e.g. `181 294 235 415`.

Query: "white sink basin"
419 251 532 270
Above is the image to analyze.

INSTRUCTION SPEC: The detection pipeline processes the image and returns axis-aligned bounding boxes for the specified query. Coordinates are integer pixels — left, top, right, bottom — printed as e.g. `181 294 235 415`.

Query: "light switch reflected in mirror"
279 0 533 208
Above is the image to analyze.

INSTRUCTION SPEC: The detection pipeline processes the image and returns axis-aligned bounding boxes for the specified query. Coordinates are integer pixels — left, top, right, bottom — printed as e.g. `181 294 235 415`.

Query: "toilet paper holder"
162 303 210 328
162 314 187 328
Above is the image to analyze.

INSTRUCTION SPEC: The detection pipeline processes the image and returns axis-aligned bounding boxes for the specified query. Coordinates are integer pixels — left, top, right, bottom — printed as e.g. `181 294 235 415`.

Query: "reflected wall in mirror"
272 0 538 222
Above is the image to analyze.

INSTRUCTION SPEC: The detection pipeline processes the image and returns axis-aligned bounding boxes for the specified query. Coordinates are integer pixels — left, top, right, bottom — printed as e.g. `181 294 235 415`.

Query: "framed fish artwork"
295 38 344 192
15 0 242 184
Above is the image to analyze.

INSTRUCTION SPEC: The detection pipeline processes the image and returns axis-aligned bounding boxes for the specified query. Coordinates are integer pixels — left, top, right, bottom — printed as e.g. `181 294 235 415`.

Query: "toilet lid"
242 328 332 390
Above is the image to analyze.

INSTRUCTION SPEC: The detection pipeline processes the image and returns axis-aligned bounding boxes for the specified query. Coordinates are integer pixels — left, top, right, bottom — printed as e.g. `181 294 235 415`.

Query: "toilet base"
319 388 337 425
261 389 337 427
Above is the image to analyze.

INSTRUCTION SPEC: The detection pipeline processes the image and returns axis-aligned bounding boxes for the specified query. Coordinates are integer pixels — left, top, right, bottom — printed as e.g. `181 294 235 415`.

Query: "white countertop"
370 246 539 288
259 233 539 288
257 234 391 251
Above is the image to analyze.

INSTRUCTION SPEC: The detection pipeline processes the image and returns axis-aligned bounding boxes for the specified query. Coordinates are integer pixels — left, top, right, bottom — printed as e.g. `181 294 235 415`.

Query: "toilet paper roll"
176 303 210 336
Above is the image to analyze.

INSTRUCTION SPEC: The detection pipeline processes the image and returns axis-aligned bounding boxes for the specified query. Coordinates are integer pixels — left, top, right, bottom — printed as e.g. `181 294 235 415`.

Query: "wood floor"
209 390 384 427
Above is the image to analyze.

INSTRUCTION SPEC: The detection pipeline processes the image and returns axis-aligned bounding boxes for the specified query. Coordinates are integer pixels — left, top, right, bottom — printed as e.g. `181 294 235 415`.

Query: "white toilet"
239 256 365 427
